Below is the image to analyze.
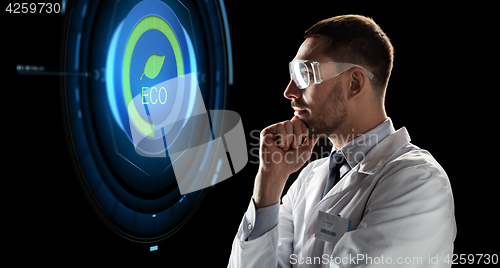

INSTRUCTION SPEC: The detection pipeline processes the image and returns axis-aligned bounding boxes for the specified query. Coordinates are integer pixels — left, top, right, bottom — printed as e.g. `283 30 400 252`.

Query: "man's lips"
293 107 308 116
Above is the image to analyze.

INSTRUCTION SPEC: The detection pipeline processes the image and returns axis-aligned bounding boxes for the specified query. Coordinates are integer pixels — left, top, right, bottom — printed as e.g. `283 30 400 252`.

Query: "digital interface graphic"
60 0 245 244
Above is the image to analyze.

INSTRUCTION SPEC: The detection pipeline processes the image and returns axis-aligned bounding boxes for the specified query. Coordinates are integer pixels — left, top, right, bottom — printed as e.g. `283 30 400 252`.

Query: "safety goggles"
289 60 376 89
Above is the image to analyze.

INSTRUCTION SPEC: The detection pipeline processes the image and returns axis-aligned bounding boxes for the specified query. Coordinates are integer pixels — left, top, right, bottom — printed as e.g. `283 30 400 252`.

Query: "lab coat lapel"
303 173 358 238
358 127 411 175
302 163 353 238
303 159 329 230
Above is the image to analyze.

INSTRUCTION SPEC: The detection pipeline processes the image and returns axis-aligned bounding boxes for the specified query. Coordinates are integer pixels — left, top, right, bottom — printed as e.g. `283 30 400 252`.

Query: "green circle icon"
122 15 184 137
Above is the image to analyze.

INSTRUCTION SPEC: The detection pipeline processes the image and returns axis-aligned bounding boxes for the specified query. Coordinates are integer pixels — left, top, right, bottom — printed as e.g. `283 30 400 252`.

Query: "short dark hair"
304 15 394 95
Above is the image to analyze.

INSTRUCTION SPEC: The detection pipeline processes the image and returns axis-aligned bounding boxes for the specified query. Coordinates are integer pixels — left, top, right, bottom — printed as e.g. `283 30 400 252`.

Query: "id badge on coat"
314 210 351 244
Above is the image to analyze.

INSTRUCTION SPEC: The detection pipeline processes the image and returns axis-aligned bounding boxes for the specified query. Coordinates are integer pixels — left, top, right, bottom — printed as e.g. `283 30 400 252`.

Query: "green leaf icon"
140 54 166 80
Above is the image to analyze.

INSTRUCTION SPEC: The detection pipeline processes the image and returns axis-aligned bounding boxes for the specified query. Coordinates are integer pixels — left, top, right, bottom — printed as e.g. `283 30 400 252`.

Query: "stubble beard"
306 80 348 139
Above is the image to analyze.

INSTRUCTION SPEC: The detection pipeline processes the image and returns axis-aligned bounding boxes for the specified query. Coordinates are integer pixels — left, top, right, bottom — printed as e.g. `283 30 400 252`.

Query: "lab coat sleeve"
228 165 311 268
227 202 280 268
227 190 297 268
331 158 456 267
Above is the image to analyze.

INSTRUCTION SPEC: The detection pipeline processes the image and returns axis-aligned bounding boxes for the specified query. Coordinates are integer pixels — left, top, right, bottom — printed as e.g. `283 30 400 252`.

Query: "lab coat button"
248 223 253 230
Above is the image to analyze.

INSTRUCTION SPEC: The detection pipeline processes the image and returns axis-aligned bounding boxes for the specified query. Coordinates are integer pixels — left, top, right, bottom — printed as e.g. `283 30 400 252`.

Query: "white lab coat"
228 128 456 267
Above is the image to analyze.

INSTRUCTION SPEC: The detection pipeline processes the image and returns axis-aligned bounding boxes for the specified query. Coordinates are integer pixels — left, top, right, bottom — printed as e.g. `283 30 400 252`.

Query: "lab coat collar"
309 127 411 180
335 118 395 170
357 127 411 175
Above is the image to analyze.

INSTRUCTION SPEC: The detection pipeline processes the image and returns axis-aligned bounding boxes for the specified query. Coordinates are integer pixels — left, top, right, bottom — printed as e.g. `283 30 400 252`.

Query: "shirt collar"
333 118 395 169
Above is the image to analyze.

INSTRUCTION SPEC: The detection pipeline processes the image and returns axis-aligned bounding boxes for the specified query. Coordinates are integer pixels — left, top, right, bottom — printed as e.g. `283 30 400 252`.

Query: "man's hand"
253 116 319 209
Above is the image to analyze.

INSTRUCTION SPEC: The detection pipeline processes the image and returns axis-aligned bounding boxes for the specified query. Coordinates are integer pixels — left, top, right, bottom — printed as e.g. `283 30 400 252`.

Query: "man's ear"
347 68 366 100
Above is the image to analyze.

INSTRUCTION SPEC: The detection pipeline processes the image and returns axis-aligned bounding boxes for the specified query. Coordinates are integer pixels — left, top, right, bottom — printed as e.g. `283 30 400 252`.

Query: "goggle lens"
289 61 310 89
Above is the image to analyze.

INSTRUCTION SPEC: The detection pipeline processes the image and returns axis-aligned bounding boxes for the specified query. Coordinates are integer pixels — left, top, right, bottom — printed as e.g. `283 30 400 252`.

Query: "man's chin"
298 116 330 138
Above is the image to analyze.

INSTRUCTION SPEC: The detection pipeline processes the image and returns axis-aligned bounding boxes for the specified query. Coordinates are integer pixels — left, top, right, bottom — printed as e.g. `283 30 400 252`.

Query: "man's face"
284 37 348 137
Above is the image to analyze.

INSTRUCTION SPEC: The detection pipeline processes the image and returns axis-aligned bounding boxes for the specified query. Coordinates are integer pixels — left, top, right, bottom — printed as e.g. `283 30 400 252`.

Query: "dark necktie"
322 151 350 198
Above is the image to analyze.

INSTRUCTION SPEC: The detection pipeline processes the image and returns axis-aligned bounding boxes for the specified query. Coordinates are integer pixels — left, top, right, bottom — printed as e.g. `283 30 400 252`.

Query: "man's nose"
284 80 301 100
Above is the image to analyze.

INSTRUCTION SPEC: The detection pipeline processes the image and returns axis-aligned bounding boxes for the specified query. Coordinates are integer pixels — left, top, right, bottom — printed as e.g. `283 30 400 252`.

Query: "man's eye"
301 71 313 79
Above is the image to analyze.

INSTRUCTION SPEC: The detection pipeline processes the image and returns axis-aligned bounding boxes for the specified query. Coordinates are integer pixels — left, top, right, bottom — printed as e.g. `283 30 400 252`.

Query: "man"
228 15 456 267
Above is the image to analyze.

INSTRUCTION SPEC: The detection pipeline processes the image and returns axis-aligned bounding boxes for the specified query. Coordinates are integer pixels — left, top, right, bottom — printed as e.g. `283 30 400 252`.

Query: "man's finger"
291 116 308 147
275 123 287 149
291 119 303 149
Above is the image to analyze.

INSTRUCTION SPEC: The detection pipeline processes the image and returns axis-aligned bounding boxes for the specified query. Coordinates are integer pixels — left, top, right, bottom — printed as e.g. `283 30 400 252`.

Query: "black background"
4 0 496 265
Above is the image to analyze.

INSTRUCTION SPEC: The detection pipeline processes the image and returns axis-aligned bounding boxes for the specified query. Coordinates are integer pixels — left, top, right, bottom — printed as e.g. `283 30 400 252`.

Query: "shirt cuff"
240 198 280 241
